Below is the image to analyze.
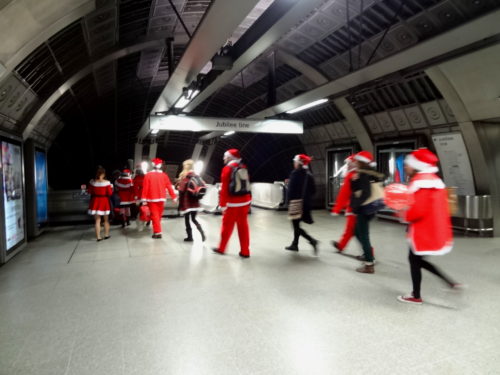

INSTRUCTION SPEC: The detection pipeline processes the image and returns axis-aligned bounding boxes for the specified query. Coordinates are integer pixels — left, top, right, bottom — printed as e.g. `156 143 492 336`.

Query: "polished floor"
0 209 499 375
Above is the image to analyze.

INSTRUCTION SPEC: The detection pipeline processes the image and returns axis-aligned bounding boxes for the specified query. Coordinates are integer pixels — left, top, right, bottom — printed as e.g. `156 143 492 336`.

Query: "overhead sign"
149 115 303 134
432 133 476 196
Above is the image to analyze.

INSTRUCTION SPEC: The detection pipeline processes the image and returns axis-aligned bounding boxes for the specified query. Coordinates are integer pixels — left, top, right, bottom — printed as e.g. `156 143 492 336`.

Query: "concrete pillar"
191 143 204 161
134 143 143 167
148 142 158 160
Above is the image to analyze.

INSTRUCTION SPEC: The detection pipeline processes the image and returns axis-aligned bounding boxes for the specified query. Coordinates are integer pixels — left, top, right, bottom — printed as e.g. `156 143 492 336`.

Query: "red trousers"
218 205 250 256
337 214 357 250
148 201 165 234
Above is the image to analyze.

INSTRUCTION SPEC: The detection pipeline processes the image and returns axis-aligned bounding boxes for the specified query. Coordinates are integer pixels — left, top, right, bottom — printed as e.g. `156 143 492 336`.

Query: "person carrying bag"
285 154 318 255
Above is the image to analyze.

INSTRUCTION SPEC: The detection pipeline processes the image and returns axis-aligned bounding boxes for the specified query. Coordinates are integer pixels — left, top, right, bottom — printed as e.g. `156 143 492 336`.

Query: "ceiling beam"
248 9 500 119
183 0 327 114
137 0 262 140
276 49 328 86
22 37 167 140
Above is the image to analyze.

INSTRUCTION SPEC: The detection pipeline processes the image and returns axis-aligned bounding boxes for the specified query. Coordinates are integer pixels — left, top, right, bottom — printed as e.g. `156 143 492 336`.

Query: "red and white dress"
115 176 134 206
88 179 113 215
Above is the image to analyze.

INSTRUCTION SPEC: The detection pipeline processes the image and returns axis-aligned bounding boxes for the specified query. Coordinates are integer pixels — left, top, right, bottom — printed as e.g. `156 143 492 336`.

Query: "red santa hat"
354 151 376 167
405 148 439 173
345 155 355 163
293 154 312 167
121 169 131 176
151 158 163 169
224 149 241 160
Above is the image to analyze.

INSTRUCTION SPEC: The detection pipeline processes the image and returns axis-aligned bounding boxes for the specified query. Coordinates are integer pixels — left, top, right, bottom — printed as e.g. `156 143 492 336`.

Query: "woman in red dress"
88 166 113 241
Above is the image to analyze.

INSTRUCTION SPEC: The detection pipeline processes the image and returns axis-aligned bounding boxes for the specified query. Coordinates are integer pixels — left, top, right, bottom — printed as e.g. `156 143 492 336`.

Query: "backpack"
360 176 385 215
187 174 207 200
229 163 251 196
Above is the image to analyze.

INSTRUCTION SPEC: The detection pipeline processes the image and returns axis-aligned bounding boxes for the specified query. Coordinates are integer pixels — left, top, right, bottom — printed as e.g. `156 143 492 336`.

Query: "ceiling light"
151 129 160 135
194 160 204 175
286 99 328 114
224 131 235 136
174 96 191 109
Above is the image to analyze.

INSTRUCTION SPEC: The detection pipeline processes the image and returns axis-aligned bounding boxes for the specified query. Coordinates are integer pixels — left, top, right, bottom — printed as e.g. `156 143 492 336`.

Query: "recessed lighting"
286 99 328 114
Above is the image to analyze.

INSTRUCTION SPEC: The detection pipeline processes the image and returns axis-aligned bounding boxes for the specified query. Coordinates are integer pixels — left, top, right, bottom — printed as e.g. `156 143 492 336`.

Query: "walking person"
397 149 461 305
142 158 177 239
331 155 357 252
176 159 206 242
87 166 112 241
115 169 134 227
212 149 252 258
350 151 385 274
285 154 319 255
133 167 149 231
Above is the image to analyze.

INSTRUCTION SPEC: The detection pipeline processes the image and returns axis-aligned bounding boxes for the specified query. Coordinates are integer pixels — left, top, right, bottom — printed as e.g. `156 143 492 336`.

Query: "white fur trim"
115 182 132 188
120 201 135 205
409 238 453 256
145 198 166 202
88 210 110 215
90 180 111 187
227 200 252 207
226 158 242 165
408 178 445 193
405 154 439 173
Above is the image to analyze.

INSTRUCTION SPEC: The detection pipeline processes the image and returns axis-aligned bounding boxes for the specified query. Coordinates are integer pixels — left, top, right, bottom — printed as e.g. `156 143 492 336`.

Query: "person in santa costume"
285 154 318 255
141 158 177 239
397 148 461 305
87 166 113 241
350 151 385 274
115 169 134 227
133 167 149 230
176 159 206 242
331 155 357 252
212 149 252 258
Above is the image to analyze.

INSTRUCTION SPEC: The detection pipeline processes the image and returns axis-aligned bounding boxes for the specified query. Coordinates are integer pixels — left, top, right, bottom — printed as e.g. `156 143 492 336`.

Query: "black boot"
184 228 193 242
310 239 319 256
285 243 299 251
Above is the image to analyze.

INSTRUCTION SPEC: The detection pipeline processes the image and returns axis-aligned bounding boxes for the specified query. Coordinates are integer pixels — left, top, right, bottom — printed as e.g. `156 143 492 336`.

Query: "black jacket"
287 167 316 224
350 168 385 214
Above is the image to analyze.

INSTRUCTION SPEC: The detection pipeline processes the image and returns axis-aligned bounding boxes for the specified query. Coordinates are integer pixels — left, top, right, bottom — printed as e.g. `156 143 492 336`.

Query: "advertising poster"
35 150 48 224
432 133 476 196
1 141 25 251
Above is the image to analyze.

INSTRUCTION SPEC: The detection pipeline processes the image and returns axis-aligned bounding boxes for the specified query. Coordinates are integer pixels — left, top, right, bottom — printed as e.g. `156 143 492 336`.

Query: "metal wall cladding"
387 24 419 51
439 99 456 123
375 112 396 132
342 120 356 137
389 109 412 131
0 74 38 122
421 101 447 126
429 2 465 30
334 121 349 139
364 114 382 134
404 106 428 129
310 125 330 143
323 122 340 139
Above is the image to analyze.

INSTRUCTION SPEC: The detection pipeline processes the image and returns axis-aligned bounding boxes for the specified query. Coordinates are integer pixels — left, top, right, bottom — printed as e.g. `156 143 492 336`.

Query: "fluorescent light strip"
286 98 328 114
151 129 160 135
174 90 201 109
224 131 235 136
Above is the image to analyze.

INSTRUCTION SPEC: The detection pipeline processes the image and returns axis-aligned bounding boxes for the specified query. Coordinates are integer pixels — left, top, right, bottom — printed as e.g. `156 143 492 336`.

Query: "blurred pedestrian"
176 159 206 242
350 151 385 274
397 149 461 305
285 154 318 255
87 166 112 241
142 158 177 239
115 169 134 227
212 149 252 258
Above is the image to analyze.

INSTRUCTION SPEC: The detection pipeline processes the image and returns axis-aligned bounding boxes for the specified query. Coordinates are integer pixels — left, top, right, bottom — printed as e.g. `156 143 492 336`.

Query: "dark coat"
350 168 385 215
287 167 316 224
176 172 201 214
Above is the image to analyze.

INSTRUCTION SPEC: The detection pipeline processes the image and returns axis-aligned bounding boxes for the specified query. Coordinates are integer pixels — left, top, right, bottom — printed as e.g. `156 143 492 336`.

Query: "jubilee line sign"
149 115 303 134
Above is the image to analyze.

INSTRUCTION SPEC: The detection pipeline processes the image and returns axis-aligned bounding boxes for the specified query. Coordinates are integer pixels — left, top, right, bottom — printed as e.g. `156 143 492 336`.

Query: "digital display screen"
35 150 48 224
1 140 25 251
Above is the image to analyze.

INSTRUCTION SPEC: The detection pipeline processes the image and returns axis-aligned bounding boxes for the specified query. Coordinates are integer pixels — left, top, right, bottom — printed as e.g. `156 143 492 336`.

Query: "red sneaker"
397 294 423 305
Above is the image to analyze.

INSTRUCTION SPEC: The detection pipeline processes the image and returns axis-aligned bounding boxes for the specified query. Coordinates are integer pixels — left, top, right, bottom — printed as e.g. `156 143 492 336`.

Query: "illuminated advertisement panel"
1 140 25 251
35 150 48 224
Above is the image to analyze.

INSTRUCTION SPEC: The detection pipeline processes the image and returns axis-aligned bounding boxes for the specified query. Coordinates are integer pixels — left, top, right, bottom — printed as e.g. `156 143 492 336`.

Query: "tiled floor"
0 209 499 375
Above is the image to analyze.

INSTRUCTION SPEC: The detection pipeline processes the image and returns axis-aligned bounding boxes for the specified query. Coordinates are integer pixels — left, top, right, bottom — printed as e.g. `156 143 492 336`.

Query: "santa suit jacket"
331 169 356 215
219 160 252 209
142 170 177 203
133 174 145 200
115 176 134 205
405 173 453 255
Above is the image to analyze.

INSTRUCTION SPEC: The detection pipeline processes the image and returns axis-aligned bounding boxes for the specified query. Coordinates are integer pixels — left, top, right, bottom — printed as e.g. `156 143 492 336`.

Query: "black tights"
291 219 315 245
184 211 204 237
409 250 455 299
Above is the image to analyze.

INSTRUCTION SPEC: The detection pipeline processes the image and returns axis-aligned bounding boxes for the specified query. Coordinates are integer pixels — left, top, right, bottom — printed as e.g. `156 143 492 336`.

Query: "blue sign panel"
35 150 48 224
